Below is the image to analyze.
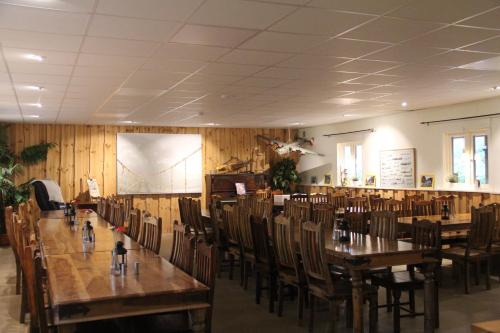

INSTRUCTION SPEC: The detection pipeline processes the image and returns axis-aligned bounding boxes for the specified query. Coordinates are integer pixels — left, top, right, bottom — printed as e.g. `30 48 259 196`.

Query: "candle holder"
441 203 450 220
82 220 95 242
338 217 351 243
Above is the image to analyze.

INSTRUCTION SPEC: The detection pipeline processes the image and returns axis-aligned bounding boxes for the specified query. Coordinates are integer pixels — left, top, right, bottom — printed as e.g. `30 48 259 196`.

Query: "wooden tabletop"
472 319 500 333
398 213 471 236
398 213 471 226
39 211 141 255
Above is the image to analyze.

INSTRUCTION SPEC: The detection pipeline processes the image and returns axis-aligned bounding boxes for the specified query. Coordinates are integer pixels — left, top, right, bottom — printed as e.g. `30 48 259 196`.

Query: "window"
446 131 488 186
337 142 363 184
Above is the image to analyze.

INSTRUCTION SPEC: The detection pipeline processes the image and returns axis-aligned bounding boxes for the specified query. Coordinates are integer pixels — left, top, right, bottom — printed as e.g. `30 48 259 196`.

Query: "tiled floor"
1 244 499 333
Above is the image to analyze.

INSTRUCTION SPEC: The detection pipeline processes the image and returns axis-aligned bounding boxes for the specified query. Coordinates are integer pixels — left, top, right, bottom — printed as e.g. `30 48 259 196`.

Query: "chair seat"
309 278 378 301
371 270 425 289
441 247 488 260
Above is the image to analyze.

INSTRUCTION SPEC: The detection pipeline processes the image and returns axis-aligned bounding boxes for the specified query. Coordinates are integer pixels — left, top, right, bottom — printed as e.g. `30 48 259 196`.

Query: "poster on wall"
380 148 416 188
116 133 202 194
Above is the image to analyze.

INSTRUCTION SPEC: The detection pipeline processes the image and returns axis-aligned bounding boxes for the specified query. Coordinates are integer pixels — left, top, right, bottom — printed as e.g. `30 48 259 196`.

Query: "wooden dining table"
39 210 210 332
398 213 471 241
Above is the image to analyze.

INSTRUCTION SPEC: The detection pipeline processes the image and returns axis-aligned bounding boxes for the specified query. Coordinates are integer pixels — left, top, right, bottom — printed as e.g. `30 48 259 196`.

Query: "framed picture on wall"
420 174 435 188
324 174 332 185
365 174 376 187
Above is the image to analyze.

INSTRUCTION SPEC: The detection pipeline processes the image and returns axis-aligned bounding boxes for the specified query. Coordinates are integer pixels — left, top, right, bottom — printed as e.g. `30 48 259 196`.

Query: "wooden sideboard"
205 173 268 206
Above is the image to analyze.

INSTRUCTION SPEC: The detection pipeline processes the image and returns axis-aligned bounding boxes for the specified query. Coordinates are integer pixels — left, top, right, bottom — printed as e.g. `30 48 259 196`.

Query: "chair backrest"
27 198 41 230
33 248 50 333
254 198 272 220
413 200 434 216
345 212 368 234
193 240 216 332
405 194 425 215
291 193 309 202
112 203 125 227
127 208 141 241
309 193 328 204
299 221 334 294
370 197 386 211
190 198 209 239
283 199 292 217
104 198 113 221
4 206 18 259
250 215 274 267
433 195 456 215
272 214 297 273
256 189 271 199
312 203 334 227
222 205 239 246
486 203 500 242
411 219 441 250
209 202 222 247
386 199 404 215
331 193 347 210
237 195 257 211
347 196 368 213
170 220 195 274
139 213 162 254
468 206 495 252
289 201 311 223
370 211 398 240
236 206 254 255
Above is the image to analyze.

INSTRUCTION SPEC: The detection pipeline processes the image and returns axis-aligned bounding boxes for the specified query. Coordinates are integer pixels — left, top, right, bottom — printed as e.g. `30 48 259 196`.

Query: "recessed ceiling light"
288 122 304 126
491 86 500 91
26 102 42 108
25 115 40 118
401 101 408 107
202 122 221 126
23 53 45 62
343 114 358 117
25 85 44 91
120 120 138 124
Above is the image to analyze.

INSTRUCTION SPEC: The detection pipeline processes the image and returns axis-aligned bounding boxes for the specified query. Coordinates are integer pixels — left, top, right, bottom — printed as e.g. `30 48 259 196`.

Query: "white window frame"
443 129 489 188
337 141 363 186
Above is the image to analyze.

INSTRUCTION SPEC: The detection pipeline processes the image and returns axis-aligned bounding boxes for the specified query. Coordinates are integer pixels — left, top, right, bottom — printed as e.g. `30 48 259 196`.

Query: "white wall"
298 95 500 193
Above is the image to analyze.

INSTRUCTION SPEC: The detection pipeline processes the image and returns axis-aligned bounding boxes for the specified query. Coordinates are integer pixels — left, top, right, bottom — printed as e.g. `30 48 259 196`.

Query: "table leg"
189 308 207 333
351 269 364 333
58 324 77 333
423 263 436 333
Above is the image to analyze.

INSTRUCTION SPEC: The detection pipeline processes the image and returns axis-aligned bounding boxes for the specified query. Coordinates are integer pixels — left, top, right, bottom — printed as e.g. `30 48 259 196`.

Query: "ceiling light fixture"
401 101 408 107
27 102 42 108
23 53 45 62
203 122 221 126
343 114 357 117
491 86 500 91
120 120 138 124
25 85 44 91
25 115 40 118
289 122 304 126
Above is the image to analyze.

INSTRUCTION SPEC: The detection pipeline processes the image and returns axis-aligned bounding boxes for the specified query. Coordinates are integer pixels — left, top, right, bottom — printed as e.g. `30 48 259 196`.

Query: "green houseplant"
270 158 301 194
0 124 55 235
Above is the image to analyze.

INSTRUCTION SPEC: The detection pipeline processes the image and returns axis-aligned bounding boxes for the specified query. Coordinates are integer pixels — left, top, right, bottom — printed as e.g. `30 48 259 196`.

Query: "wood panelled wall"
8 123 290 231
299 185 500 214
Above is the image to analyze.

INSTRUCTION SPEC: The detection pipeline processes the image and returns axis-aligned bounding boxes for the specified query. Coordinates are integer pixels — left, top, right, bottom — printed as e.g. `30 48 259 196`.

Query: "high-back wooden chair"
289 201 311 223
312 203 334 227
309 193 328 204
370 197 386 211
368 194 381 210
404 194 425 216
347 196 368 213
222 205 243 283
111 202 125 227
127 208 141 241
104 198 113 221
284 199 292 217
193 240 217 333
33 248 53 333
411 219 442 249
386 199 404 216
169 220 195 274
4 206 21 295
331 193 347 211
271 214 306 321
433 195 456 216
139 213 162 254
291 193 309 202
345 212 368 234
122 196 133 224
256 189 271 199
237 195 257 211
189 198 210 240
413 200 434 216
254 198 273 220
236 206 255 289
250 215 277 313
370 211 398 240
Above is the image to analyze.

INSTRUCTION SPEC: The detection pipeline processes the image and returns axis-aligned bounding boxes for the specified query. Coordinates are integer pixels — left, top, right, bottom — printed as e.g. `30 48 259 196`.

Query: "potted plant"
352 176 360 186
446 173 459 188
0 124 55 244
270 158 301 194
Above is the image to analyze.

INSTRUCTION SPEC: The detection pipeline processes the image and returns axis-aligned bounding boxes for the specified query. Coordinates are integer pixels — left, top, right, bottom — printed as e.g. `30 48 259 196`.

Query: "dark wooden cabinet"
205 173 268 206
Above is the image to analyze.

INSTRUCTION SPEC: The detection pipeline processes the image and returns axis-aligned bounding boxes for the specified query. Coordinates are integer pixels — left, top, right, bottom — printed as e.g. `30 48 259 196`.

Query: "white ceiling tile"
96 0 204 21
240 32 327 53
141 58 206 72
348 74 401 85
235 77 290 88
307 0 410 14
200 63 264 76
124 70 189 89
87 15 181 42
277 54 350 69
334 59 397 73
250 0 308 4
307 38 389 58
171 25 257 48
0 0 96 12
388 0 500 24
343 17 443 43
363 43 445 63
77 54 145 68
460 7 500 29
189 0 295 30
81 37 159 57
218 49 292 66
11 73 70 85
3 48 77 65
8 62 73 75
410 26 499 49
269 7 373 36
0 4 89 34
152 43 229 62
464 36 500 54
0 29 83 52
422 50 497 67
72 66 131 78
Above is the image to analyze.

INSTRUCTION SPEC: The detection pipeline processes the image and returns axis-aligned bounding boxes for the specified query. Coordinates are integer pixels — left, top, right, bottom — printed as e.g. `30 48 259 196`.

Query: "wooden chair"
309 193 328 204
404 194 425 216
413 200 434 217
123 196 133 223
299 221 378 333
126 208 141 241
193 240 217 333
104 198 113 221
256 189 271 199
111 202 125 227
345 212 368 234
254 198 273 220
331 193 347 211
347 196 368 213
370 211 398 240
33 248 54 333
368 194 381 210
271 214 307 323
169 220 195 274
189 198 212 241
291 193 309 202
441 206 496 293
370 197 387 211
221 205 242 283
236 206 255 290
371 219 441 332
4 206 21 295
250 215 277 313
237 195 257 211
386 199 405 216
312 203 334 227
139 213 162 254
283 199 292 218
433 195 456 216
289 201 311 223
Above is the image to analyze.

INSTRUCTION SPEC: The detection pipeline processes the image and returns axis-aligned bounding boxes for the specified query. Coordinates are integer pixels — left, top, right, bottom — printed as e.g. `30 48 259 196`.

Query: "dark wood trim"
0 234 9 246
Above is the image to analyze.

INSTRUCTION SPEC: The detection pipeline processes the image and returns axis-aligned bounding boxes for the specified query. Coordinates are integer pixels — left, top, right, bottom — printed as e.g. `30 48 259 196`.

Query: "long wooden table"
39 210 210 332
398 213 471 240
322 232 437 333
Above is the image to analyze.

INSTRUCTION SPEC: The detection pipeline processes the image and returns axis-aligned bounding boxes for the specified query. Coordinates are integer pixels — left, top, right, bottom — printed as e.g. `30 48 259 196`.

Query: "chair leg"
345 297 353 328
15 259 21 295
309 294 315 333
464 262 470 294
393 289 401 333
255 271 261 304
277 280 284 317
228 254 234 280
474 261 480 286
297 286 304 325
435 280 440 329
386 287 392 312
409 289 416 316
329 300 338 333
239 256 244 287
369 294 378 333
19 281 27 324
269 274 276 313
485 257 491 290
244 261 250 290
216 250 223 279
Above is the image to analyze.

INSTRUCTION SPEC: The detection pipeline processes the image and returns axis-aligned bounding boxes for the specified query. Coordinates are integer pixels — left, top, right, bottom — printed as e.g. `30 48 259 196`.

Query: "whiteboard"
117 133 202 194
380 148 416 188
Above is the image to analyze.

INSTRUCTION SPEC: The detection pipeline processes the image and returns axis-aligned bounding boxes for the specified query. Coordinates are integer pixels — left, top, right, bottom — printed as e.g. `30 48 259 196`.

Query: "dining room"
1 1 500 333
